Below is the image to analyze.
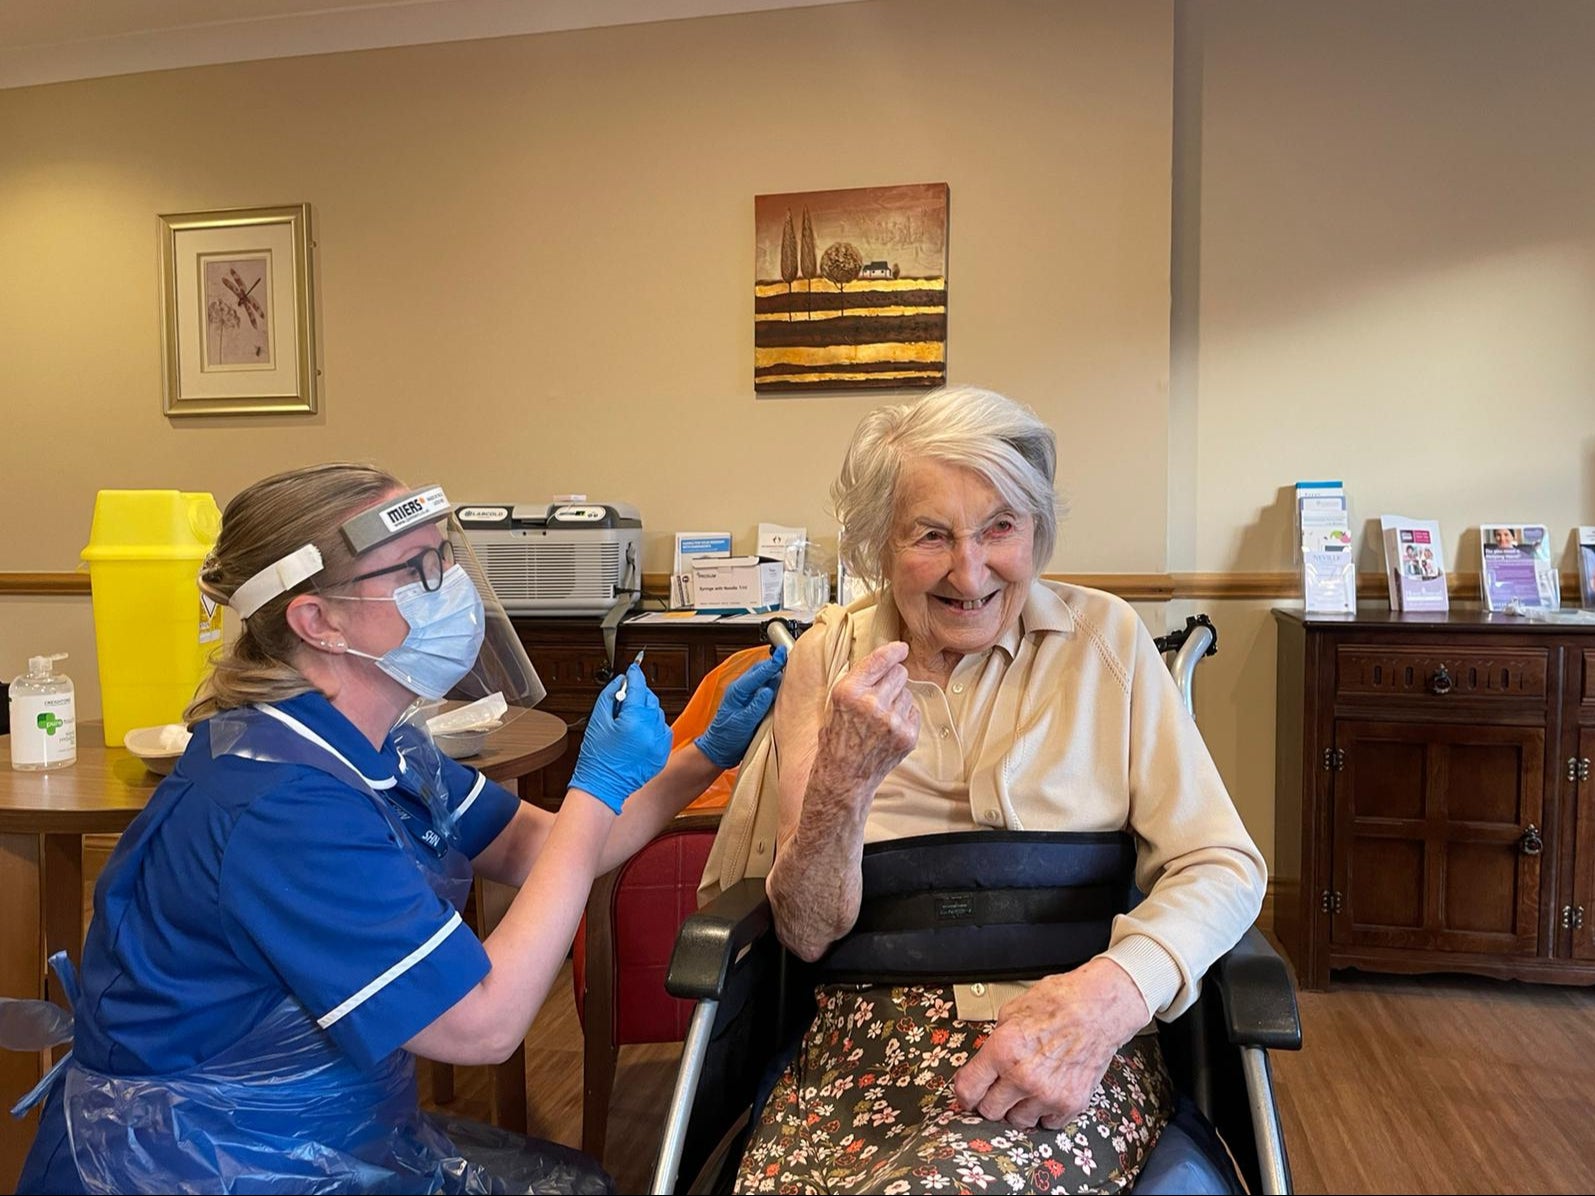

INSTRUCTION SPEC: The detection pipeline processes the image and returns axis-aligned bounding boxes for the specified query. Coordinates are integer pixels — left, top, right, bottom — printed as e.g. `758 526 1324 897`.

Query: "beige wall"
1181 0 1595 863
7 0 1595 870
1188 0 1595 577
1 0 1172 713
0 0 1174 572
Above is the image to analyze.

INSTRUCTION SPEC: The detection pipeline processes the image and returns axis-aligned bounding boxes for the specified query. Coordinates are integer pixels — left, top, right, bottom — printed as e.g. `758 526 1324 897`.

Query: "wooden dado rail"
2 572 93 595
4 569 1577 603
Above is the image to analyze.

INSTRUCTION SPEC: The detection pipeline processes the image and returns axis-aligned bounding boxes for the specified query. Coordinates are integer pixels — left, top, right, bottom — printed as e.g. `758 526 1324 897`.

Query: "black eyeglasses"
325 541 455 594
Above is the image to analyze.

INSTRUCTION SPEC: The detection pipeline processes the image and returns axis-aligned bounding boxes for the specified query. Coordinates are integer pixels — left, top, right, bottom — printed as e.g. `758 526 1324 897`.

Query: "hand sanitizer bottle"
9 653 77 771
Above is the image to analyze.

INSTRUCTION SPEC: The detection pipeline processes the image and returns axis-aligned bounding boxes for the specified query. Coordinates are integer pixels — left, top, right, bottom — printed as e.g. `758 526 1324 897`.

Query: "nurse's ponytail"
185 463 405 724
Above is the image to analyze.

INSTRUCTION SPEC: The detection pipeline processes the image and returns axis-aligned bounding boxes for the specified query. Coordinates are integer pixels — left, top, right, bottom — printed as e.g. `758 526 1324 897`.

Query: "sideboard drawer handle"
1429 665 1453 695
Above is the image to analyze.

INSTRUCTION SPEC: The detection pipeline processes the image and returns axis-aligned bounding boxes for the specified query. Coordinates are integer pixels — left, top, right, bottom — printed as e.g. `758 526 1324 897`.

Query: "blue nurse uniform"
18 690 523 1193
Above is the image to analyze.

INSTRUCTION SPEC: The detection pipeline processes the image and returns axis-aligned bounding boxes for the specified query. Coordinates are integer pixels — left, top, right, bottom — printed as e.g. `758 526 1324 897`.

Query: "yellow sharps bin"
81 490 224 745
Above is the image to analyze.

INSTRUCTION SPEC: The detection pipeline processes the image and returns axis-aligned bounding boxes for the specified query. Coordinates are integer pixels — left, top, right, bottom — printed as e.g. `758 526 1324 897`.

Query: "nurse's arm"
468 742 723 887
595 741 722 871
405 789 614 1065
470 802 554 886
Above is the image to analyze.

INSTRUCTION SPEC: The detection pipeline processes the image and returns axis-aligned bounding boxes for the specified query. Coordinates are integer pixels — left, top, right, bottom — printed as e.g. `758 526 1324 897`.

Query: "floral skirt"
734 984 1172 1195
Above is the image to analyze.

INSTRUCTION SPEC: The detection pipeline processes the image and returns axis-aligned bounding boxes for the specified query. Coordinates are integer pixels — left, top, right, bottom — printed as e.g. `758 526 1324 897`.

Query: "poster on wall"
753 182 948 393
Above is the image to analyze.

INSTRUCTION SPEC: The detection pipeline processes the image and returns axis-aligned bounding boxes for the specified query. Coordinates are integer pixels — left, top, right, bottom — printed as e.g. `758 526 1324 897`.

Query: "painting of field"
754 182 948 393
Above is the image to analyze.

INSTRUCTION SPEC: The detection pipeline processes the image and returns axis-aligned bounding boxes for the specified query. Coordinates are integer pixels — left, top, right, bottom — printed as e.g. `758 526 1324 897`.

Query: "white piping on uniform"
317 910 463 1029
253 703 397 791
453 771 487 820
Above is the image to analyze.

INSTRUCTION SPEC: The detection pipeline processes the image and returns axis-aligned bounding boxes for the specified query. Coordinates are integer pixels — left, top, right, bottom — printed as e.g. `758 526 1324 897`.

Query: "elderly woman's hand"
951 958 1150 1130
809 641 921 808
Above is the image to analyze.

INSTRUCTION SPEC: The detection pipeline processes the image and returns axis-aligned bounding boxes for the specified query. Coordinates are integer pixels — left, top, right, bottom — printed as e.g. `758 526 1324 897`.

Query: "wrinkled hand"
809 641 920 809
952 958 1149 1129
695 645 787 769
570 663 673 813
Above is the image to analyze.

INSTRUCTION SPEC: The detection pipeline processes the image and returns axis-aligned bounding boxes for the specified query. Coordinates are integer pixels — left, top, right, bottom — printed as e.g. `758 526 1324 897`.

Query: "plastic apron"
10 705 603 1195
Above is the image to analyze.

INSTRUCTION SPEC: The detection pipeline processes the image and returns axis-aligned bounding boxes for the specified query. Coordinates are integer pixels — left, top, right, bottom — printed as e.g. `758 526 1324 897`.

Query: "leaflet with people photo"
1480 523 1558 612
1379 515 1449 612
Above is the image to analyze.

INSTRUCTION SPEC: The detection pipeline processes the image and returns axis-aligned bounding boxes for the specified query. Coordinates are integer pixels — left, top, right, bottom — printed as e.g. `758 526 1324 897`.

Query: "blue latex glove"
571 663 673 813
694 645 788 769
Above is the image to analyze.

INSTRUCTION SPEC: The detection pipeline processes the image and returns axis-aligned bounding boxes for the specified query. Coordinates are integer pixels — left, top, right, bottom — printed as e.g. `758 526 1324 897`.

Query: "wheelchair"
648 616 1302 1194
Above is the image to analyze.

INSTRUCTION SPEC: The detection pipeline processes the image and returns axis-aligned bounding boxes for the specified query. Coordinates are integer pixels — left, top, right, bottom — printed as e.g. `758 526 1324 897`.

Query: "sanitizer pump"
9 653 78 771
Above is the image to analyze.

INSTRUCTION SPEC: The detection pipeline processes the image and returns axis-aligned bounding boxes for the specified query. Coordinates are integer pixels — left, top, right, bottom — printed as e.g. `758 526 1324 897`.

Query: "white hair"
831 385 1061 586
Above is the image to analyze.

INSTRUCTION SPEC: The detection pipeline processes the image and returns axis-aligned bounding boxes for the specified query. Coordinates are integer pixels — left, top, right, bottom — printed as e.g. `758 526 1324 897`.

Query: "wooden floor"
1274 969 1595 1195
418 964 682 1194
424 962 1595 1195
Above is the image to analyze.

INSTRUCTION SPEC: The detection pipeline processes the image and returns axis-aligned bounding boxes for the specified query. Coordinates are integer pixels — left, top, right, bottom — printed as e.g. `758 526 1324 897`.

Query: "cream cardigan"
701 580 1266 1021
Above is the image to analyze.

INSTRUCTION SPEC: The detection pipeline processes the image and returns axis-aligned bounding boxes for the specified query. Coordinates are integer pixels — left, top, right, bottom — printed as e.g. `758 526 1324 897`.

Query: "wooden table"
0 711 565 1194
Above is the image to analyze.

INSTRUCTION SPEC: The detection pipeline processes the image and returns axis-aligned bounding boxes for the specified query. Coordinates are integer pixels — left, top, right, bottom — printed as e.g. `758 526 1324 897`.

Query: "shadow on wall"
1231 485 1298 575
1585 436 1595 528
1358 517 1386 579
1190 600 1278 870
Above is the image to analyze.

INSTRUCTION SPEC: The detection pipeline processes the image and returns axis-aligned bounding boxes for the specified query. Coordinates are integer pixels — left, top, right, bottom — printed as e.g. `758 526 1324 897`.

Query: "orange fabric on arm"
673 645 771 812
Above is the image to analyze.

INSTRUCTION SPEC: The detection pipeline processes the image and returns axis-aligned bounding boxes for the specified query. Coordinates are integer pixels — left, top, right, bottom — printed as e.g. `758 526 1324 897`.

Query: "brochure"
1480 524 1558 612
1295 481 1353 551
1380 516 1449 612
1295 481 1356 613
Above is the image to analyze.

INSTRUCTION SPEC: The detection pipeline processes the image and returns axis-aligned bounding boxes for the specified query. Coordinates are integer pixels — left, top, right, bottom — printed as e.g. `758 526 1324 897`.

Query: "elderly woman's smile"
889 457 1036 675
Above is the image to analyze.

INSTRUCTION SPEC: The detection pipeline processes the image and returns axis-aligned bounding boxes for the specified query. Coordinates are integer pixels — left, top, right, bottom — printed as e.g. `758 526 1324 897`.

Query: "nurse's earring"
318 639 347 652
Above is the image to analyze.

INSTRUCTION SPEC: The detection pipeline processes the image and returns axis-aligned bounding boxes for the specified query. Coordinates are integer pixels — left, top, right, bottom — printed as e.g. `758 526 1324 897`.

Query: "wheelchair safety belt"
816 830 1138 986
849 883 1126 936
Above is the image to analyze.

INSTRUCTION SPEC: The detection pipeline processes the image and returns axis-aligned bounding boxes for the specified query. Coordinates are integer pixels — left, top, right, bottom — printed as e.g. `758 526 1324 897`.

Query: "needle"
612 649 646 717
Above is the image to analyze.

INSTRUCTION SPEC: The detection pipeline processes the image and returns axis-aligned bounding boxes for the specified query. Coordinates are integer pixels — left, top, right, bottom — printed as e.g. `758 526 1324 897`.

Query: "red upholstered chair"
573 813 721 1159
572 645 772 1160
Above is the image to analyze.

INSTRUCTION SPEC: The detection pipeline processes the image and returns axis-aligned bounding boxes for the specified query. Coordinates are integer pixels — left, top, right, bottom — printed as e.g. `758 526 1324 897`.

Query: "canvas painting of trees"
754 182 947 393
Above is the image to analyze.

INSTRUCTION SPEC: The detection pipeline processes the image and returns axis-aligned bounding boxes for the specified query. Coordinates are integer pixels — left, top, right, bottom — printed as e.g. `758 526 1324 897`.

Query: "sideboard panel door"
1332 721 1542 958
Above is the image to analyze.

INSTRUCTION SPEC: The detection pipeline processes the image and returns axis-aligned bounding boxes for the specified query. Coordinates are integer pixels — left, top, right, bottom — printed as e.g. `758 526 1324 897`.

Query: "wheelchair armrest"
1210 926 1303 1051
665 879 776 1002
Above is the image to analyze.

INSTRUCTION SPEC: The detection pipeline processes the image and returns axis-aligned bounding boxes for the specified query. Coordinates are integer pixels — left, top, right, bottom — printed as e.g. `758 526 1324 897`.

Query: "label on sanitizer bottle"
9 692 77 768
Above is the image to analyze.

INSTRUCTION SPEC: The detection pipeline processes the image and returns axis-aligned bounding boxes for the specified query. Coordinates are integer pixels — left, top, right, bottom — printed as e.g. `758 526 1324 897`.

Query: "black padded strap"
813 831 1139 986
849 883 1125 934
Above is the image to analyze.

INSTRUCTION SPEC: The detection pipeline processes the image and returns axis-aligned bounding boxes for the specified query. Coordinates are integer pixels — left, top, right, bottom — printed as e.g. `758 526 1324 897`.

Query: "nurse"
15 463 784 1194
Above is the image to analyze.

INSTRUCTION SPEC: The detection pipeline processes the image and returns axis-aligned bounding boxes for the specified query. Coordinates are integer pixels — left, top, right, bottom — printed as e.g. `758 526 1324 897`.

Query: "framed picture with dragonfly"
158 204 318 416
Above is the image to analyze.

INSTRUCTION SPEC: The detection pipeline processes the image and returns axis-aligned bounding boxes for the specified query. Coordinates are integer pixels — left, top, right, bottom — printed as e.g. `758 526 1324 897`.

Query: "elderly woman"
737 387 1266 1194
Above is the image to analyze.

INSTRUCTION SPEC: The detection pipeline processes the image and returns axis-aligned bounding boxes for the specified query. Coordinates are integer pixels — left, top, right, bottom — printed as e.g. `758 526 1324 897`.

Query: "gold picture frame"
159 204 317 416
754 183 948 393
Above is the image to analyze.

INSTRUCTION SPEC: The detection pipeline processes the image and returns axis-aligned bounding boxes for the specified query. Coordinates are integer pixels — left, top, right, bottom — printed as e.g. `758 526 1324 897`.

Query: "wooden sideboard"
511 615 791 806
1274 608 1595 990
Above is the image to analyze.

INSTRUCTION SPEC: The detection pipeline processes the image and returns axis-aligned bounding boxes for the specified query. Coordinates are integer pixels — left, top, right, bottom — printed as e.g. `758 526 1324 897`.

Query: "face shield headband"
226 485 546 708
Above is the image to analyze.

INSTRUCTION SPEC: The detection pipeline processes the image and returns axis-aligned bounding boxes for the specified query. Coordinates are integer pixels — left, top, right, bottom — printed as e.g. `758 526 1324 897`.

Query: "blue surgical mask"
346 565 486 700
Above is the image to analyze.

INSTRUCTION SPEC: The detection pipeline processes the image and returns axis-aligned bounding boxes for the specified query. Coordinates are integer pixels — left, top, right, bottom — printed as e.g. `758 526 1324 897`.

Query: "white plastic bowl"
433 729 488 760
123 724 192 775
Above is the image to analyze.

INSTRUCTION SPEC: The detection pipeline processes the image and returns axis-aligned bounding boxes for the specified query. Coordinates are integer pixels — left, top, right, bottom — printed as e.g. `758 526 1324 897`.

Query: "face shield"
229 484 545 713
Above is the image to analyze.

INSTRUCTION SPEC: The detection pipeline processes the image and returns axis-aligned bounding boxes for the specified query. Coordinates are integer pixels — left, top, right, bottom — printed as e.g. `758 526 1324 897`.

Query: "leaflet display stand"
1295 481 1356 614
